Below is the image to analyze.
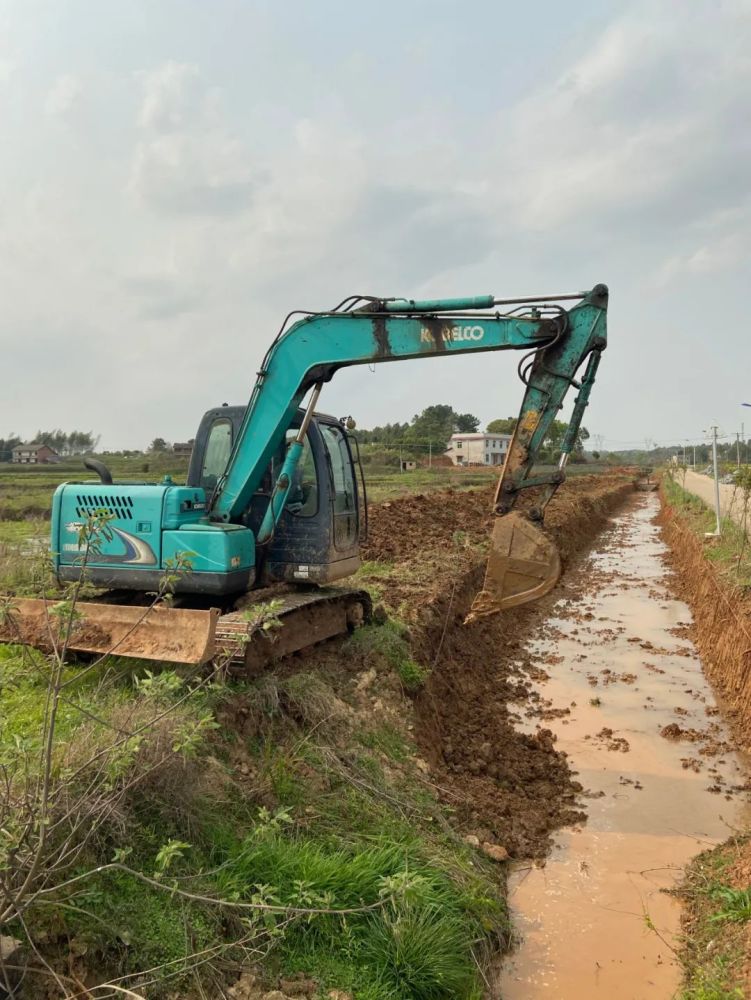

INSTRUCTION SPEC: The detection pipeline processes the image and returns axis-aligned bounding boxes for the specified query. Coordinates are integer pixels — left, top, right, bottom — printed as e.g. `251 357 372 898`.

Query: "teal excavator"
0 284 608 668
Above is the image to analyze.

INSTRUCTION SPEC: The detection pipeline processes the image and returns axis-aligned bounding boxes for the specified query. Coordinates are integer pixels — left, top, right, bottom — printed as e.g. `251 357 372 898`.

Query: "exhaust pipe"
83 458 113 485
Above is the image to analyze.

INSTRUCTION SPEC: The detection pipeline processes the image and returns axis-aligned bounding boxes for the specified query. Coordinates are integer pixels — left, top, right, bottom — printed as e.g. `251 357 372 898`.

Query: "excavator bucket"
465 512 561 622
0 598 218 665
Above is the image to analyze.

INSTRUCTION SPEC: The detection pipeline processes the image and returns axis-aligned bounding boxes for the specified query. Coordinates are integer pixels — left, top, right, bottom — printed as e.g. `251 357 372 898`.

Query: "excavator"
0 284 608 668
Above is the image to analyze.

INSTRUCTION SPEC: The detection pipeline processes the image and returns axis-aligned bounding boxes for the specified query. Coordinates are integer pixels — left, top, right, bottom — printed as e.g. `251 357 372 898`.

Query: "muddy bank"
660 490 751 748
363 474 634 857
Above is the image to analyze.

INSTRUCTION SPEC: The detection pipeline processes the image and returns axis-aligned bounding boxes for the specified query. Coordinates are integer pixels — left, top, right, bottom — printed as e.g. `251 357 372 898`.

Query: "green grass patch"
676 839 748 999
345 621 429 693
214 831 499 1000
663 475 751 587
0 584 504 996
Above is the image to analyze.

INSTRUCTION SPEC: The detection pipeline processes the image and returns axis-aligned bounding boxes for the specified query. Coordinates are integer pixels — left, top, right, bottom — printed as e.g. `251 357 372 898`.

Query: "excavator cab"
188 406 362 587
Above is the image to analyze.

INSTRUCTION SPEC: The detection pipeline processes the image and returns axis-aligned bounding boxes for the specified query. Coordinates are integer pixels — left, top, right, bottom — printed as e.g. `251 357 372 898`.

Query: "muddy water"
498 494 751 999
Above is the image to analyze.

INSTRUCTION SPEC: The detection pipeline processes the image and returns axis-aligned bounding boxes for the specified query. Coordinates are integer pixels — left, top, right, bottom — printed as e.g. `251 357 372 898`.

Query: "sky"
1 0 750 453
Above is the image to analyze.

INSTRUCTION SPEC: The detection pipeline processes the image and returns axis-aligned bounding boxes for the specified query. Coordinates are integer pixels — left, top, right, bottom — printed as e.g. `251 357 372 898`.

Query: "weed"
214 832 496 999
345 621 429 693
709 884 751 923
676 840 749 999
663 477 751 587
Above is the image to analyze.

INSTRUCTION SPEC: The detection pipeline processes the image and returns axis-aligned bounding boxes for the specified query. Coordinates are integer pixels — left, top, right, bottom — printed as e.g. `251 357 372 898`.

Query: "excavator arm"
211 284 608 616
210 285 608 523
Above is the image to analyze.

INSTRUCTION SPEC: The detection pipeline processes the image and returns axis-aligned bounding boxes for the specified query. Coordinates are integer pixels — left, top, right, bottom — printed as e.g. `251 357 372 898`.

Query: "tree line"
355 404 589 462
355 405 480 449
0 430 99 462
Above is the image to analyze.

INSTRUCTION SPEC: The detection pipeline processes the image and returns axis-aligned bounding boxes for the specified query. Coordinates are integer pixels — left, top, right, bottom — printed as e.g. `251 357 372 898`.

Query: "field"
0 455 611 519
2 464 751 999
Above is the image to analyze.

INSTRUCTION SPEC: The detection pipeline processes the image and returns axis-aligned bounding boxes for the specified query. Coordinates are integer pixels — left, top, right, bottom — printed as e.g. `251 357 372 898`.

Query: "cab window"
320 423 357 548
201 419 232 492
282 430 318 517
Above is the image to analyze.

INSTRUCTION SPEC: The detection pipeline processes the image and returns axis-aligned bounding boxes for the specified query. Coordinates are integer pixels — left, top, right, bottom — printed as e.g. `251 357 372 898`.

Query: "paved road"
682 469 748 529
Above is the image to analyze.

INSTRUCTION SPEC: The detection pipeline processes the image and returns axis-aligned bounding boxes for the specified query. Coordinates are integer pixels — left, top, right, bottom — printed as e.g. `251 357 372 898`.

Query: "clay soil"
660 497 751 751
361 472 634 857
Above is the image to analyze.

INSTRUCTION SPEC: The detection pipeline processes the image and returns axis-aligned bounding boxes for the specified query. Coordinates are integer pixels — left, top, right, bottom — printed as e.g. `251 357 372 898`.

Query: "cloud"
128 61 257 216
122 270 206 320
136 62 206 132
44 73 82 116
655 209 751 286
499 1 751 239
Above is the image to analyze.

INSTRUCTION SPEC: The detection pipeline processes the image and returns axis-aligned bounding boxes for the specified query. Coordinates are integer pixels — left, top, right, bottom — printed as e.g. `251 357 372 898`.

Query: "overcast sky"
1 0 750 452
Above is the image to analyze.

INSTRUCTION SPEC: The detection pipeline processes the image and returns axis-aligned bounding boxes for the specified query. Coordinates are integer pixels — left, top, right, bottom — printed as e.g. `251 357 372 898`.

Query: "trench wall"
405 476 635 856
660 493 751 745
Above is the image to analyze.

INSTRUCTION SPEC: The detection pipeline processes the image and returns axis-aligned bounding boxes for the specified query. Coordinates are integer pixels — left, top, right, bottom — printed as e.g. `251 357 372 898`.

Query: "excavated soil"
660 495 751 750
362 473 634 857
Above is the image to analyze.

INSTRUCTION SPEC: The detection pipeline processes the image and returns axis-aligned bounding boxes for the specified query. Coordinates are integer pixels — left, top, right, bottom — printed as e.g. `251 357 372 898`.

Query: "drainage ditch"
496 493 750 998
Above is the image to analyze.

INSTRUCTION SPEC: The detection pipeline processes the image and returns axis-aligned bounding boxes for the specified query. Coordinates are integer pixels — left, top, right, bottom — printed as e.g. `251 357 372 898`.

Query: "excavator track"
215 586 372 673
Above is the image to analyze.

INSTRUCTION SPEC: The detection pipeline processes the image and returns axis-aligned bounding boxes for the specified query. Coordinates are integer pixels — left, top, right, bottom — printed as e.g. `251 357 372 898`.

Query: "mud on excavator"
0 284 609 668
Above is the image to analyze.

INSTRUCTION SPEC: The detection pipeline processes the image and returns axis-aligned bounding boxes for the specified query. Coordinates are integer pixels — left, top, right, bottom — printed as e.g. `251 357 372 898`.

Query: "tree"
33 429 98 455
150 437 169 453
405 405 481 450
405 405 456 448
454 412 480 433
0 435 21 463
357 405 480 453
486 417 589 459
487 417 517 435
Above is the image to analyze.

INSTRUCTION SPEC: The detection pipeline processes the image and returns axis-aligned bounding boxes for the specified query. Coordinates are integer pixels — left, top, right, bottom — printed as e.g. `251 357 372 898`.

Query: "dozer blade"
0 598 218 665
465 512 561 622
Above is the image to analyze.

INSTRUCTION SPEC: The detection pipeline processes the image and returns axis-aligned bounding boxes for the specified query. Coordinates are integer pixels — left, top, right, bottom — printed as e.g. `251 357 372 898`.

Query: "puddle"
498 494 751 999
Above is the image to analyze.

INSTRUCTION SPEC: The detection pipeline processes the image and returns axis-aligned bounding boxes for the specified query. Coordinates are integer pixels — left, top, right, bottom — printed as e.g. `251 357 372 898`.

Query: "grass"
0 456 610 521
676 839 749 1000
213 833 496 1000
345 621 429 693
0 630 506 997
663 474 751 587
0 453 190 521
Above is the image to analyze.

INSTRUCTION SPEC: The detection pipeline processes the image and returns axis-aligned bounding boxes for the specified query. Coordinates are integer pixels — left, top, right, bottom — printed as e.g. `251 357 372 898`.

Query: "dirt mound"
364 473 630 567
363 474 633 857
364 489 492 562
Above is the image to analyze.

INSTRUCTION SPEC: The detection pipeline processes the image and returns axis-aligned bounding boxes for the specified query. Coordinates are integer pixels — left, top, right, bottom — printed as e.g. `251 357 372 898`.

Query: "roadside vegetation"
663 470 751 999
663 470 751 587
676 839 749 1000
0 512 507 997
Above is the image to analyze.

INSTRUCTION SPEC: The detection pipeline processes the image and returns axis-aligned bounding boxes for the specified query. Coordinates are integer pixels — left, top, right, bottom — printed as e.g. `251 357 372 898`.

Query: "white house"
445 432 512 467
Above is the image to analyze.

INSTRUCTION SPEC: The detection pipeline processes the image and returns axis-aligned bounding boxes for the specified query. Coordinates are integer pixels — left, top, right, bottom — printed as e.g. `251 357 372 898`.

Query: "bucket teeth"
466 512 561 623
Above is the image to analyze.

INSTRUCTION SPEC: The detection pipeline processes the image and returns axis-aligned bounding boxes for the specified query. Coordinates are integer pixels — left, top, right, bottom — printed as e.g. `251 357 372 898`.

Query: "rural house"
445 432 512 467
11 442 60 465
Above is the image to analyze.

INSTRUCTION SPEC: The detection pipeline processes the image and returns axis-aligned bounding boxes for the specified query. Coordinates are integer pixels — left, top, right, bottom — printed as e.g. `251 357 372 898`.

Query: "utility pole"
692 443 696 468
737 433 741 469
706 426 721 536
428 440 432 469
